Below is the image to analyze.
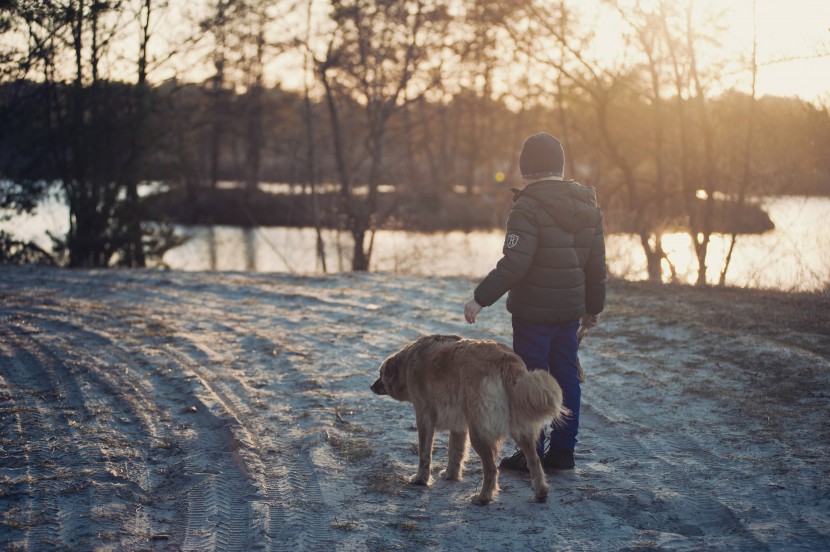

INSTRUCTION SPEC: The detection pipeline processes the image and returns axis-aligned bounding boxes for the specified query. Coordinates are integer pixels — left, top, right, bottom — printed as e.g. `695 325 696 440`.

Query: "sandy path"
1 267 828 551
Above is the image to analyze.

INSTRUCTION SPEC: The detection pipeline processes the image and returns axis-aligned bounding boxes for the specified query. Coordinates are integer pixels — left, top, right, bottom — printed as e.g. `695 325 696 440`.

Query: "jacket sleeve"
473 201 538 307
584 210 607 314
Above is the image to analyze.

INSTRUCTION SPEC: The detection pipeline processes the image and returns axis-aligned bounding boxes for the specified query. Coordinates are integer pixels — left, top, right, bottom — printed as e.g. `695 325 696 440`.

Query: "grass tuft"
331 521 359 532
327 432 375 462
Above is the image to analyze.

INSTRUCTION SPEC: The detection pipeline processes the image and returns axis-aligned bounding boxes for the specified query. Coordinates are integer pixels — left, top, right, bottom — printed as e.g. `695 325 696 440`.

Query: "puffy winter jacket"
473 179 606 323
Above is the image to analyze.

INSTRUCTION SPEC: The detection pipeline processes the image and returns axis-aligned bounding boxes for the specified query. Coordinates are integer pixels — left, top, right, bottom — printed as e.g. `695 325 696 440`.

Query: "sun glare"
660 232 696 279
578 0 830 103
691 0 830 101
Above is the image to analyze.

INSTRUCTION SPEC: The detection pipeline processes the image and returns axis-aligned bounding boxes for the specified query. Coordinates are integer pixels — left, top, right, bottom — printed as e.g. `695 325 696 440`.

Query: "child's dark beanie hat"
519 132 565 179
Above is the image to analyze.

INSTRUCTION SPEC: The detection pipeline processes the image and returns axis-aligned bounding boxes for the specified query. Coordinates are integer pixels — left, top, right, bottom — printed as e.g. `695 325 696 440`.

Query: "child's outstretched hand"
581 313 599 329
464 298 483 324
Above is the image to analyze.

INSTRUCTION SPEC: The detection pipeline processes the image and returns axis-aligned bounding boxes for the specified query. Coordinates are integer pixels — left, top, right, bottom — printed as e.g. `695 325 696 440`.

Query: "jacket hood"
513 180 600 233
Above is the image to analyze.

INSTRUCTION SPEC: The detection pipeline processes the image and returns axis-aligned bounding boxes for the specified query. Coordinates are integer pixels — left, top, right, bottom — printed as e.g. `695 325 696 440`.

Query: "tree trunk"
125 181 146 267
245 22 265 195
352 228 369 271
123 0 153 268
687 3 715 287
720 0 757 286
641 234 664 282
304 0 327 272
209 3 226 190
245 84 262 195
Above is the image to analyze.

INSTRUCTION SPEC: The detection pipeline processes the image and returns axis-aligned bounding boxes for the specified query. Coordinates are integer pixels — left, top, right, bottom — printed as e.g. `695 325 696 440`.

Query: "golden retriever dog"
371 334 564 505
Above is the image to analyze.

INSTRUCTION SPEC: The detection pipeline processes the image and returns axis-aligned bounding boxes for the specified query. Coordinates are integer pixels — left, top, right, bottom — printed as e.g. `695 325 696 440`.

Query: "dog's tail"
507 369 565 428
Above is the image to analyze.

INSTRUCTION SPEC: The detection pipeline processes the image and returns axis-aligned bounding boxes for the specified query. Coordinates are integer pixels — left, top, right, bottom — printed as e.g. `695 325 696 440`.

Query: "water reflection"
3 195 828 291
243 228 256 272
208 226 217 272
162 197 830 291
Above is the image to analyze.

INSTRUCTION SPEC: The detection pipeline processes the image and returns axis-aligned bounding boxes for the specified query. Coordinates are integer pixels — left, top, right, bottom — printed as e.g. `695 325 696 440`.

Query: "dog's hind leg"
440 430 468 481
516 432 549 503
410 411 436 486
468 429 499 505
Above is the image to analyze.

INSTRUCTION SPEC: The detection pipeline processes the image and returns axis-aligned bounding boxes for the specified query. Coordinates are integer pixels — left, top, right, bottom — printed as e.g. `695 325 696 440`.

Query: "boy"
464 132 606 471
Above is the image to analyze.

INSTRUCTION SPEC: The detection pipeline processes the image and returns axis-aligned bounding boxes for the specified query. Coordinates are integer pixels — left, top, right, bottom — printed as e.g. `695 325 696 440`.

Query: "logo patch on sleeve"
506 234 519 248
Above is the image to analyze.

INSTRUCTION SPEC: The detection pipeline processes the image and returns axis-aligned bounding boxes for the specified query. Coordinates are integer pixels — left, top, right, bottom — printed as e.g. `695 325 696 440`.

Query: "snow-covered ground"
0 266 828 551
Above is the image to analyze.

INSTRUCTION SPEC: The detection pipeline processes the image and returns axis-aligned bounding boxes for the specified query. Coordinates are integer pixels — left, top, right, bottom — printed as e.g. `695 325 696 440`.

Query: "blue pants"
512 317 581 455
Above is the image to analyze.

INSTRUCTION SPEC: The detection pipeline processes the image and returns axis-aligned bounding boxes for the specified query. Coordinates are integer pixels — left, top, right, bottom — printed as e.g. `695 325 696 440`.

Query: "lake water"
4 194 829 292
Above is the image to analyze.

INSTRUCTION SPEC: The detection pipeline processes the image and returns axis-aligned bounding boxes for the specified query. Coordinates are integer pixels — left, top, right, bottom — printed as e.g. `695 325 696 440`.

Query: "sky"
563 0 830 104
12 0 827 105
744 0 830 103
696 0 829 103
294 0 830 104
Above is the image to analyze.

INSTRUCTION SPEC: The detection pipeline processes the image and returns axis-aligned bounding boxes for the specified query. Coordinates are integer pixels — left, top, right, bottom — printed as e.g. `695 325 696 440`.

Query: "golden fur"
371 334 564 505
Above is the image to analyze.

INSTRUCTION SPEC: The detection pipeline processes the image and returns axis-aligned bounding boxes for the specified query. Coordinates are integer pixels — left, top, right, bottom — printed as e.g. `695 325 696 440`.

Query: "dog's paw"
409 474 432 486
532 482 550 503
439 469 461 481
470 494 492 506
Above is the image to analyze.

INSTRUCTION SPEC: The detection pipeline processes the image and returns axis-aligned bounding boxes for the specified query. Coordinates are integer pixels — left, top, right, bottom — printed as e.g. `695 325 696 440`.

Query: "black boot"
543 448 575 471
498 448 530 472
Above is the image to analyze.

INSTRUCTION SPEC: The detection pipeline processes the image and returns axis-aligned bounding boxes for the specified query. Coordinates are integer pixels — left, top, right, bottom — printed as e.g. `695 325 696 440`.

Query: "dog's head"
371 335 463 401
371 352 409 401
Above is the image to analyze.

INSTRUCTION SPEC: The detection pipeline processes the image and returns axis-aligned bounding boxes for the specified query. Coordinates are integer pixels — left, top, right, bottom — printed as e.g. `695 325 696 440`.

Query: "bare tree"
315 0 449 271
611 0 677 281
205 1 230 190
121 0 156 267
685 2 716 286
3 0 183 267
660 0 727 286
302 0 328 272
510 0 668 281
236 0 296 196
719 0 758 286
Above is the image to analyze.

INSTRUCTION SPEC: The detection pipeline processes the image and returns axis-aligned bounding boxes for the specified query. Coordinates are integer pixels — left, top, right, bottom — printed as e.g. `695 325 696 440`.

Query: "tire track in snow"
15 310 189 547
63 279 328 551
206 288 365 548
0 359 63 552
125 290 332 550
167 319 341 550
3 294 261 550
0 324 107 549
2 312 207 547
137 281 347 550
146 343 258 552
61 282 265 551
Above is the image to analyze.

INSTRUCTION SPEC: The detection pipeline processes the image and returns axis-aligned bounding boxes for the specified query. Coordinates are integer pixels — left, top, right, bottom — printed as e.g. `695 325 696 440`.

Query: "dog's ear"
379 356 399 377
373 359 388 394
376 354 408 401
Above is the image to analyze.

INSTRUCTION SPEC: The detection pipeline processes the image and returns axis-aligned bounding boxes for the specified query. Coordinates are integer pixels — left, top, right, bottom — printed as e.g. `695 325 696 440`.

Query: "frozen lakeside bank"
0 267 828 550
